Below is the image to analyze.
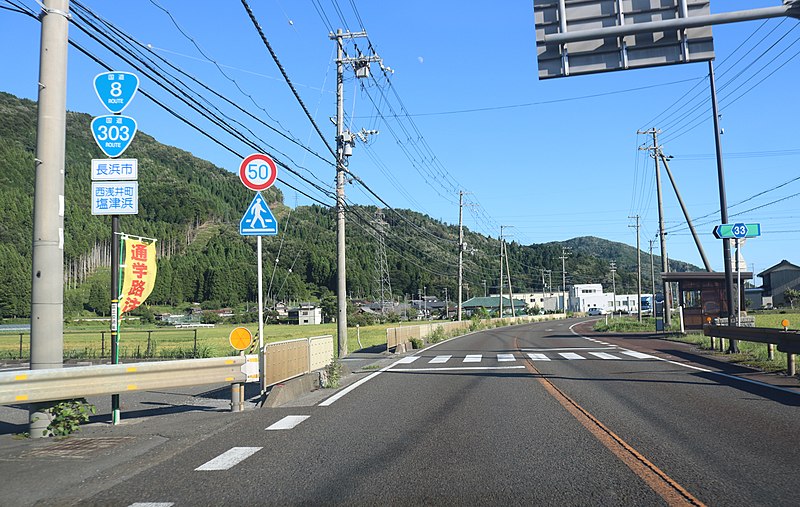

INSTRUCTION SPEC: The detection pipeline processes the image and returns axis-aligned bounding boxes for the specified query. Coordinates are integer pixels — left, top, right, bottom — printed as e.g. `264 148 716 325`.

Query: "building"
757 260 800 307
461 296 526 317
569 284 608 313
288 303 322 325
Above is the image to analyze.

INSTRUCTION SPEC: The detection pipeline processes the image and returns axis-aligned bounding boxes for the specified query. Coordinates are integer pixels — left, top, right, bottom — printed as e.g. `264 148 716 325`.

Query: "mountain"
0 92 700 319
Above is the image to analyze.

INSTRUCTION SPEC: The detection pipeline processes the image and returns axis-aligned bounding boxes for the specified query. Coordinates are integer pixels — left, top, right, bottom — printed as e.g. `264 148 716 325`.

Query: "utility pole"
457 191 464 321
629 215 642 322
499 227 505 317
610 261 617 314
560 247 570 312
649 239 656 299
709 60 738 353
639 128 671 326
29 0 69 437
330 29 382 357
504 240 517 317
482 279 487 297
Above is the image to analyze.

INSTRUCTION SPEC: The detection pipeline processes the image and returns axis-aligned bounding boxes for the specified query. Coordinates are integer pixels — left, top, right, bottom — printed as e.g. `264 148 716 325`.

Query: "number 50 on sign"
239 153 278 191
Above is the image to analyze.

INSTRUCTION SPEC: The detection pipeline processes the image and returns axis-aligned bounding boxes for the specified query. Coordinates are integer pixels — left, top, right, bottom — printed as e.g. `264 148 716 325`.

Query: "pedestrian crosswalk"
392 350 656 367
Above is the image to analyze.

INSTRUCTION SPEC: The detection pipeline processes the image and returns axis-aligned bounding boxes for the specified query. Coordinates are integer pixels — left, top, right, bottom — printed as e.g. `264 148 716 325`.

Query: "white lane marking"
559 353 585 360
568 322 800 397
128 504 174 507
546 328 554 332
396 356 420 364
620 350 656 360
463 354 482 363
597 341 611 345
522 347 615 352
590 352 620 360
527 353 551 361
390 366 526 372
429 355 452 364
195 447 262 471
266 415 310 431
497 353 516 362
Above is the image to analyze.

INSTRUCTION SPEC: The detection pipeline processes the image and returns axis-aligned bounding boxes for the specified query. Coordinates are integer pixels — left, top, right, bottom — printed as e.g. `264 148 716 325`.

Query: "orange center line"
514 335 705 507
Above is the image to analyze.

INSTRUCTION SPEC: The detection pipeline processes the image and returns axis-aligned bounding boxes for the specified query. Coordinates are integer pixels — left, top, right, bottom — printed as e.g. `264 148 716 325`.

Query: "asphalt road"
3 319 799 506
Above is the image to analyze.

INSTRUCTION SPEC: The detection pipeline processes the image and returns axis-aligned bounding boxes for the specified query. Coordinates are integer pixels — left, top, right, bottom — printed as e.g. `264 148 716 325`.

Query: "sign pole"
111 215 120 424
257 235 265 396
736 238 741 326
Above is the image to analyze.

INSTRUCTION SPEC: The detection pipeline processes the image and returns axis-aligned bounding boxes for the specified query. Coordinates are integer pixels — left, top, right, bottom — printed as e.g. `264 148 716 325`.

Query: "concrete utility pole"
610 261 617 314
504 241 516 317
639 128 671 326
30 0 70 437
330 29 382 357
709 61 738 353
560 247 570 312
499 227 505 317
457 191 464 321
629 215 642 322
649 239 656 299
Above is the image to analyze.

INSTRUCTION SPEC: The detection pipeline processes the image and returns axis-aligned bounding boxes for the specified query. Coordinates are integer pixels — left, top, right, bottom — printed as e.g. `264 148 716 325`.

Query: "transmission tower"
371 209 392 315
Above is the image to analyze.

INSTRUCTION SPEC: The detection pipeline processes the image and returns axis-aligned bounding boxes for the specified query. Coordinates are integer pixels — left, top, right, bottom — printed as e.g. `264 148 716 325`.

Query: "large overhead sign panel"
535 0 715 79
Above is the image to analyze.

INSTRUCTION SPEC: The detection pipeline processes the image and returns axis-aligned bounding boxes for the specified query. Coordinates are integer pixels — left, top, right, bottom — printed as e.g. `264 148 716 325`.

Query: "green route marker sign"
712 223 761 239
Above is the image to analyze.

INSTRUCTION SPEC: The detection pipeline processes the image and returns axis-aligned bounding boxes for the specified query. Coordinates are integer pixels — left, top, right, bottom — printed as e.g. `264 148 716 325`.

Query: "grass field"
0 321 407 361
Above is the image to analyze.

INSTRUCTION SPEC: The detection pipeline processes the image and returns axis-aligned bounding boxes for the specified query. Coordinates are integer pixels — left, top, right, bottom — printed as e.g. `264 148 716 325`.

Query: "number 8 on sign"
239 153 278 191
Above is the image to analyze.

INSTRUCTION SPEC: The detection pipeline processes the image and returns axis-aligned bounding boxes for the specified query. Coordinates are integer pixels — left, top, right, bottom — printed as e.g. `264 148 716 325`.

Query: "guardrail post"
193 329 198 358
101 331 105 357
231 382 244 412
768 344 775 361
19 334 23 359
788 354 796 377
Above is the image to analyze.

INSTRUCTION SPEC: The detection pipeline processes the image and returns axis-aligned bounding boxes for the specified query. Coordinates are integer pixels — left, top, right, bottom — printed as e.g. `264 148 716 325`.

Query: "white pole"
736 238 741 326
258 235 265 394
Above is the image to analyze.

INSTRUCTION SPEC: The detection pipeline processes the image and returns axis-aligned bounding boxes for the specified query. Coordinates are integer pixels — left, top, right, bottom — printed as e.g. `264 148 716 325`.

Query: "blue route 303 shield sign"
240 192 278 236
94 71 139 114
91 115 137 158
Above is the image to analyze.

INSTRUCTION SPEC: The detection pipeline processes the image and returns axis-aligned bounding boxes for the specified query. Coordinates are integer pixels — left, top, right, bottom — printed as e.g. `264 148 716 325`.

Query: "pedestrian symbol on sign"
240 192 278 236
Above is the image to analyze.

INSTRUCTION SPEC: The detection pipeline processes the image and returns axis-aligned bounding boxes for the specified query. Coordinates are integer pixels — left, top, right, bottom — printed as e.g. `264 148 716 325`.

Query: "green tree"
784 288 800 309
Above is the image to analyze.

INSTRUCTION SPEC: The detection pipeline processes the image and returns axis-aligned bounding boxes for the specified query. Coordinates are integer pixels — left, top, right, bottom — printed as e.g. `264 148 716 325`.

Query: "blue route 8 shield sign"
94 71 139 114
91 115 138 158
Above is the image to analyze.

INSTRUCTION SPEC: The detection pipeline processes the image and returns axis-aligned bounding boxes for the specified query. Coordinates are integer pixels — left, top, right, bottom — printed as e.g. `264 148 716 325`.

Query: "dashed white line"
266 415 310 431
559 352 585 360
429 355 452 364
390 366 526 372
463 354 482 363
497 353 516 362
195 447 261 471
128 503 174 507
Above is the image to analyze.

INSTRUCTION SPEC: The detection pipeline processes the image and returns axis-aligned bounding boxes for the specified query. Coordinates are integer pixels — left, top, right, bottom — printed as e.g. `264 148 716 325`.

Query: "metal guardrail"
703 324 798 375
0 356 250 405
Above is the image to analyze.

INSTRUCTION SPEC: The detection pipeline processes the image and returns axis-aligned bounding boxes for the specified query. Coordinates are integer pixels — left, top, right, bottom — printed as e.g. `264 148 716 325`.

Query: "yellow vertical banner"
119 236 157 314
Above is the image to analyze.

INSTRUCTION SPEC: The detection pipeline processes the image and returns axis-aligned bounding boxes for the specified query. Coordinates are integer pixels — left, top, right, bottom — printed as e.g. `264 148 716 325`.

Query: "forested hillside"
0 92 697 319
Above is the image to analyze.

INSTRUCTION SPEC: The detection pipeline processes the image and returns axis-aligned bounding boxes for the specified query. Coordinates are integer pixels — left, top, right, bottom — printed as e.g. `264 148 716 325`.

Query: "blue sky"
1 0 799 283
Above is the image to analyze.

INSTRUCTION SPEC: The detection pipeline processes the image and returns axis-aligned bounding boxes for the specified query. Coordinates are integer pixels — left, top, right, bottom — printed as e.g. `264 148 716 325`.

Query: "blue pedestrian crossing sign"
94 72 139 114
240 192 278 236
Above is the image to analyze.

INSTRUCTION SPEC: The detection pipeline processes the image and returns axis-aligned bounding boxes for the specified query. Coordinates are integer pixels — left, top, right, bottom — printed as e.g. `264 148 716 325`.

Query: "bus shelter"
662 272 752 330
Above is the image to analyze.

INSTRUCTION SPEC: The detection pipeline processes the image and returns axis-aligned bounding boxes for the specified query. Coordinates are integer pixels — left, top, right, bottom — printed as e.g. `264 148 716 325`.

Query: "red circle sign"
239 153 278 191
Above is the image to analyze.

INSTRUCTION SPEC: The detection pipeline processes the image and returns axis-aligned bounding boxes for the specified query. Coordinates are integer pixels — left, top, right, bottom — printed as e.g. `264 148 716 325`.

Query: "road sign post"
238 154 279 396
713 223 761 328
92 71 140 425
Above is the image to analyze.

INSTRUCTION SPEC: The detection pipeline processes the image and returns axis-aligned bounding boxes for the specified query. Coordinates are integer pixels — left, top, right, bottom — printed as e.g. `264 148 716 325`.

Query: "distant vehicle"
587 307 606 316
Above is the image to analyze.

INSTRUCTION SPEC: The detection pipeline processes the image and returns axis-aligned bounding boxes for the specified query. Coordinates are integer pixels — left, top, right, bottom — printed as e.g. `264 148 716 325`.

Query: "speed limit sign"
239 153 278 191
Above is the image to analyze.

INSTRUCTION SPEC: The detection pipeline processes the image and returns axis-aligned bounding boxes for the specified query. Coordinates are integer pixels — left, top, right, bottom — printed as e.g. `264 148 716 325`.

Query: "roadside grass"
0 321 410 361
592 314 798 374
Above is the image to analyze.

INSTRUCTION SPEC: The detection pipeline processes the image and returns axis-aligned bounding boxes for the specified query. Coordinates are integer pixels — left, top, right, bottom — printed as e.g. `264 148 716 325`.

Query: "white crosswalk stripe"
429 355 452 364
497 353 516 362
463 354 482 363
559 352 585 360
527 353 550 361
195 447 261 471
589 352 620 360
621 350 656 359
397 356 420 364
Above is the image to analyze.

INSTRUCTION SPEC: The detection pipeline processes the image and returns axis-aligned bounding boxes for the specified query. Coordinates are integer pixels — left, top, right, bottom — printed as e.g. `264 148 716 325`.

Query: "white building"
288 303 322 325
514 291 563 313
569 284 608 313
